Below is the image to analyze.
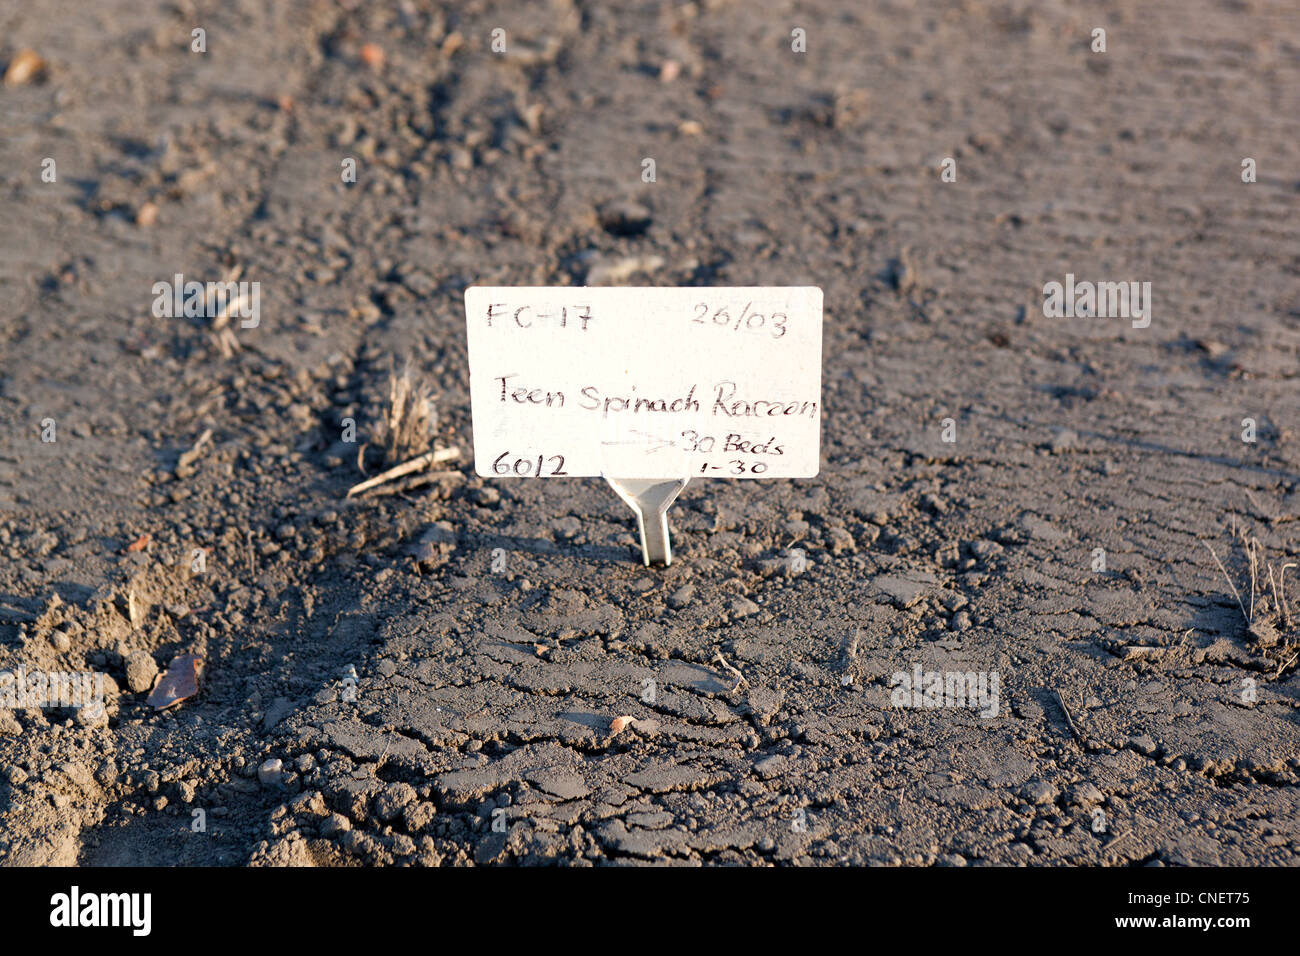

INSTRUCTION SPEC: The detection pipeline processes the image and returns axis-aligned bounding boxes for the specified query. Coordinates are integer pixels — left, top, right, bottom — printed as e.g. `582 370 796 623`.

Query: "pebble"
258 758 284 786
827 527 855 554
585 253 664 286
3 49 45 87
1048 428 1078 453
784 518 811 538
1022 779 1057 805
754 755 785 778
74 700 109 729
939 591 968 612
321 813 351 836
598 200 652 237
1127 734 1157 756
920 493 947 514
553 516 581 539
668 585 695 609
729 597 761 618
124 650 158 694
1016 699 1045 720
1068 783 1104 806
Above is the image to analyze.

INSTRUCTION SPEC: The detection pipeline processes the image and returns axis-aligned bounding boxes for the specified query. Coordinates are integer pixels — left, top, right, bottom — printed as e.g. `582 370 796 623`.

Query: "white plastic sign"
464 286 823 479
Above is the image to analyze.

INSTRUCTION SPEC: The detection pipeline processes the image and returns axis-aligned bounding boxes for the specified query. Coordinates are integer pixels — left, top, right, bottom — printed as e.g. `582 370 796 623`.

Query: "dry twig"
346 446 460 497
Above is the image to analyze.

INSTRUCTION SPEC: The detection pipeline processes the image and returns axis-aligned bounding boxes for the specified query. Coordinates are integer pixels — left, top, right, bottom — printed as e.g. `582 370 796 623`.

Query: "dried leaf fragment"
610 715 635 735
126 533 152 553
147 654 203 710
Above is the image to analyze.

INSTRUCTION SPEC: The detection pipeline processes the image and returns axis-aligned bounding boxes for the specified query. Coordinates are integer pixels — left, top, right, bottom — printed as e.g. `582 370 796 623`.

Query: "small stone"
754 755 785 779
729 597 761 618
553 516 581 539
668 585 695 609
3 49 46 87
321 813 351 836
1022 779 1057 805
939 591 968 612
827 527 855 554
585 253 663 286
598 199 652 237
949 611 973 631
1016 699 1045 721
74 699 109 729
258 758 284 786
1048 429 1078 453
920 493 947 514
1069 783 1104 807
124 650 158 694
1249 619 1281 648
1127 734 1157 756
291 792 327 819
873 574 927 608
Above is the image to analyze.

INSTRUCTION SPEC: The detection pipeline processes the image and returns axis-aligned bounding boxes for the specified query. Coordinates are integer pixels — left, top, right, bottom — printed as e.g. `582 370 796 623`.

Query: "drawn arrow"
599 429 677 453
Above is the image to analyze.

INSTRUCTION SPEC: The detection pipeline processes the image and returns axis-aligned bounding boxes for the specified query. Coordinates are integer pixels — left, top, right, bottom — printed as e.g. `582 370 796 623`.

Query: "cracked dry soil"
2 0 1300 866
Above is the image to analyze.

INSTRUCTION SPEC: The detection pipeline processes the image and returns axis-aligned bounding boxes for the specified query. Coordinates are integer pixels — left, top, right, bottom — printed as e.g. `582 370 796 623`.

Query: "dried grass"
1204 520 1296 664
375 363 437 465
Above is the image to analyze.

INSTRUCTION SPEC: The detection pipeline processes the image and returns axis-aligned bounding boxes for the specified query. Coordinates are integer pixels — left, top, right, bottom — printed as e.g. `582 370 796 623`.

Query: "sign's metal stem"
604 476 690 566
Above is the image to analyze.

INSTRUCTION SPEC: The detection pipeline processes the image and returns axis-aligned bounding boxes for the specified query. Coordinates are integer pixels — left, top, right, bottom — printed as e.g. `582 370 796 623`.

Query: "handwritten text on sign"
465 287 823 479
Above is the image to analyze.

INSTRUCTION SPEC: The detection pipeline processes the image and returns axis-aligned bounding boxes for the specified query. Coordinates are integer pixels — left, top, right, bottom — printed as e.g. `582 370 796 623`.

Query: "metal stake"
604 476 689 566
